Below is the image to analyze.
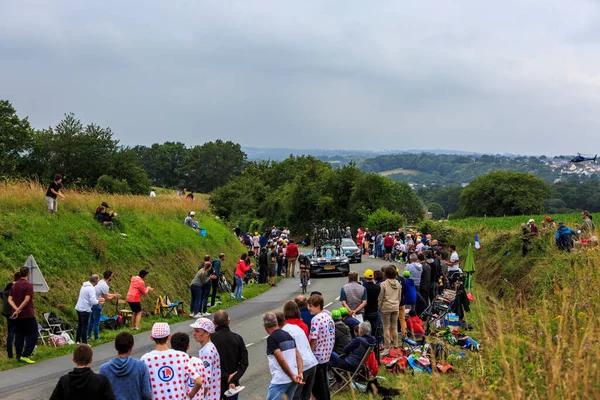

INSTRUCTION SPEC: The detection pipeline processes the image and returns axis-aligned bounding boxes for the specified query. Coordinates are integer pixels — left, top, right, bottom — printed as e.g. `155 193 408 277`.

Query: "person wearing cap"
399 270 417 335
211 311 248 400
331 309 351 355
191 318 222 400
141 323 203 400
362 269 381 343
527 219 539 237
338 307 360 337
542 216 556 231
184 211 199 230
339 272 367 323
126 270 154 330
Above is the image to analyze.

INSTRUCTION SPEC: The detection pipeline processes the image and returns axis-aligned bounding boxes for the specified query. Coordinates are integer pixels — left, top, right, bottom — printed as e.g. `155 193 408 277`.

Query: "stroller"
419 289 456 334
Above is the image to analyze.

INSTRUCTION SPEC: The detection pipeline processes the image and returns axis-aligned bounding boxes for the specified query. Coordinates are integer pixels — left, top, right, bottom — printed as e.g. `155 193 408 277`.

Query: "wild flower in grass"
554 315 564 320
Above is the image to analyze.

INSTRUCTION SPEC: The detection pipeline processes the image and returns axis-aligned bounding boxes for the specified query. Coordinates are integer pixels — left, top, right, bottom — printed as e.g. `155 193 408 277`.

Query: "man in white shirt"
149 189 156 198
277 306 317 400
447 244 462 286
141 323 203 400
88 270 121 341
75 275 105 344
191 318 222 400
263 312 303 400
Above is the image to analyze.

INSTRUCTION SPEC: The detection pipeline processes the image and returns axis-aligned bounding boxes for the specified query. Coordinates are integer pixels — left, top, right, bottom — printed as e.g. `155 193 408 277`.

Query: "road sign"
23 255 49 292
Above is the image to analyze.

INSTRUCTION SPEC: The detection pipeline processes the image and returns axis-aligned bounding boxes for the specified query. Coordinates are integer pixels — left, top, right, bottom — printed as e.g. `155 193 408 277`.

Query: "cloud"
1 0 600 155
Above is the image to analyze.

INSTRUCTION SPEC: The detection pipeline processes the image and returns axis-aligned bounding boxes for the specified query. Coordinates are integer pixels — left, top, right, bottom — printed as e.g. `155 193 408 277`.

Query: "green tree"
185 140 247 193
458 171 551 217
133 142 189 188
365 208 406 233
427 202 445 220
0 100 33 176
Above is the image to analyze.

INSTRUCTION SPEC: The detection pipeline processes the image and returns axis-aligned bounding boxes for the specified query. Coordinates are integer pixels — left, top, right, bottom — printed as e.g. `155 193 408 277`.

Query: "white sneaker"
300 283 304 287
203 312 211 317
240 296 246 300
307 280 311 286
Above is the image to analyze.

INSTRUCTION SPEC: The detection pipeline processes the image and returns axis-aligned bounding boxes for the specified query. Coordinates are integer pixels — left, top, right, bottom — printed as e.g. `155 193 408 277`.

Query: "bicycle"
300 268 309 294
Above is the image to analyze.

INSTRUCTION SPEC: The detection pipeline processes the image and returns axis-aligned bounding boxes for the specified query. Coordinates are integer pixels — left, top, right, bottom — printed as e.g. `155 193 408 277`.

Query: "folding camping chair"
44 312 73 340
37 323 53 346
329 344 375 396
157 295 184 318
116 299 132 326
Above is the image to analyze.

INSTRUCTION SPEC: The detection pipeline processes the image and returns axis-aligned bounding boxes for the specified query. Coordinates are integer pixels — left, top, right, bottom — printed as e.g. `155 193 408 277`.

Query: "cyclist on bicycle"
298 253 311 287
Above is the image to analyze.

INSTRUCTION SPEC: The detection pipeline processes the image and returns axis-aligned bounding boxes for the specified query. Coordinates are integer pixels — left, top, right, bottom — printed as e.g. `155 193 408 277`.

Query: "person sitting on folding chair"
329 321 375 372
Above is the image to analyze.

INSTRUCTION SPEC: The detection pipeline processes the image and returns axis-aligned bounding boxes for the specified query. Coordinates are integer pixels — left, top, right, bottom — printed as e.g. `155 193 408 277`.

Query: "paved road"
0 252 400 400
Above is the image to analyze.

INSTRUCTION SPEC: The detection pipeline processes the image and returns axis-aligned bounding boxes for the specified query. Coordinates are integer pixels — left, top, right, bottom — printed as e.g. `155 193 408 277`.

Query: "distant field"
378 167 420 176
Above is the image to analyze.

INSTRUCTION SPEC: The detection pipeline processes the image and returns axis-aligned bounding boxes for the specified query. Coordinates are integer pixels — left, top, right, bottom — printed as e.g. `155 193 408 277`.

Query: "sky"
1 1 600 156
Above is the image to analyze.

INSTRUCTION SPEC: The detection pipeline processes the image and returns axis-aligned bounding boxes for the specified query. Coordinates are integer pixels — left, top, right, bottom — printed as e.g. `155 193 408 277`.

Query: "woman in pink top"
126 269 154 330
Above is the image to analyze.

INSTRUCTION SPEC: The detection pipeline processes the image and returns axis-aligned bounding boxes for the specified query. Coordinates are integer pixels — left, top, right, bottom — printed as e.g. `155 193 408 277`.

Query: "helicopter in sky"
570 153 597 163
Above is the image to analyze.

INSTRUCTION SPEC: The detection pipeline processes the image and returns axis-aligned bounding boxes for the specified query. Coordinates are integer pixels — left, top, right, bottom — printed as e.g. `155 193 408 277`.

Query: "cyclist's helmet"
331 310 341 320
338 307 349 317
403 270 411 278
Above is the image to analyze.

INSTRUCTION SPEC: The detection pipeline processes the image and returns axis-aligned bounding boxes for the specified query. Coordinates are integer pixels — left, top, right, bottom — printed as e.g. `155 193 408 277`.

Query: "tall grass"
0 181 246 358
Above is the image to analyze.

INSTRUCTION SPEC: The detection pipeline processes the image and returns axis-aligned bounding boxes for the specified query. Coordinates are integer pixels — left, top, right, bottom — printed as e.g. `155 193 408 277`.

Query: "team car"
308 243 350 277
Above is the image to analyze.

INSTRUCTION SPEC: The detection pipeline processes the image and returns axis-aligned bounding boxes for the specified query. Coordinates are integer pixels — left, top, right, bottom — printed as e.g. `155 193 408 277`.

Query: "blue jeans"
266 382 297 400
87 304 103 340
234 276 243 299
199 284 211 313
190 285 202 315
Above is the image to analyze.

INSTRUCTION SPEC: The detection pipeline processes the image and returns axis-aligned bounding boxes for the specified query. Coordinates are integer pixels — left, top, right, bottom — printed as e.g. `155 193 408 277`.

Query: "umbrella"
463 243 476 289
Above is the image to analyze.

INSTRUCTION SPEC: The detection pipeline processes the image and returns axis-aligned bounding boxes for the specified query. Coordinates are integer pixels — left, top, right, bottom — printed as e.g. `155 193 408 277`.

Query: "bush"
364 208 406 233
95 174 130 194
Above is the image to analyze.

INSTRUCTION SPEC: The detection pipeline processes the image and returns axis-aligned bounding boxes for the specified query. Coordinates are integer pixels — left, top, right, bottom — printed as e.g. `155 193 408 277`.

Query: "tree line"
0 100 246 194
418 171 600 219
210 157 425 234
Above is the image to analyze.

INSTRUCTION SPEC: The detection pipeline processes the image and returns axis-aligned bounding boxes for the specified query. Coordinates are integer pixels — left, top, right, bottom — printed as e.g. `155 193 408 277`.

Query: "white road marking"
246 343 254 347
263 335 269 340
335 296 340 301
324 302 333 309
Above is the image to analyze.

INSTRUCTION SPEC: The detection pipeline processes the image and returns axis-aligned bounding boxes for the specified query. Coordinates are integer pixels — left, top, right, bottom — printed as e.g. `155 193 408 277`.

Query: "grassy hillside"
0 182 246 344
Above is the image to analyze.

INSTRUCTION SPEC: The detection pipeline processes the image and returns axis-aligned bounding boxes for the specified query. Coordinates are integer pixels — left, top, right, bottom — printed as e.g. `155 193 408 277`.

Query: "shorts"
128 302 142 313
267 264 276 277
46 196 57 212
385 246 392 254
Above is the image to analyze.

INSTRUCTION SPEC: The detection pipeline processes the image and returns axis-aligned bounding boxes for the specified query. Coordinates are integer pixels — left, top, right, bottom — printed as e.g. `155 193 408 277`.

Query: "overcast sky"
2 1 600 156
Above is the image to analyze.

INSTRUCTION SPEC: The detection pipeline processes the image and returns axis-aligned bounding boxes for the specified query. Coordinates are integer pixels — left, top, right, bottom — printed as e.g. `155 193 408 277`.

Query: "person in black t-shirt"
45 174 65 214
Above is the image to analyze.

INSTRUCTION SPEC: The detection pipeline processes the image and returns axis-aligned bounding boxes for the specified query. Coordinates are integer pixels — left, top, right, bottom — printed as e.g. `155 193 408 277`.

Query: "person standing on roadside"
88 270 121 342
211 311 248 400
99 332 152 400
75 275 105 344
267 244 278 287
340 272 367 322
45 173 65 214
8 267 38 364
286 240 299 278
126 270 154 330
275 310 317 400
263 312 304 400
210 253 224 307
258 247 268 284
383 233 394 261
295 295 313 328
1 271 22 359
191 318 222 400
308 294 335 400
361 269 381 343
234 254 251 300
378 266 401 356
